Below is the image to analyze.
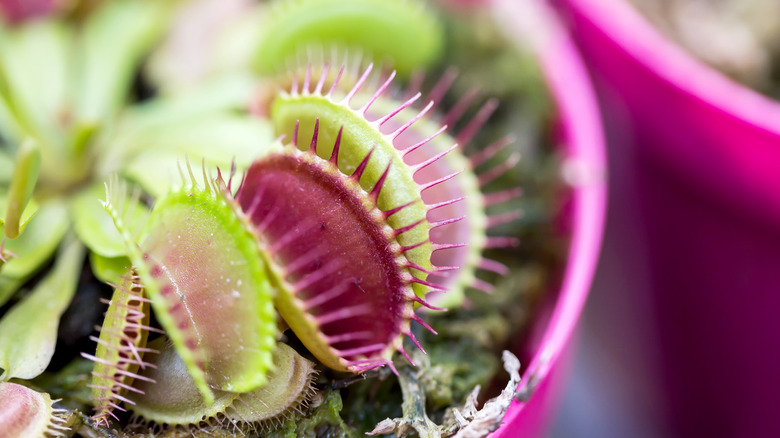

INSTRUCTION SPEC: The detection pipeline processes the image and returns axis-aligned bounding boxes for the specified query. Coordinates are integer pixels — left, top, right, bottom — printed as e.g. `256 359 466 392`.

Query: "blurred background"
549 0 780 436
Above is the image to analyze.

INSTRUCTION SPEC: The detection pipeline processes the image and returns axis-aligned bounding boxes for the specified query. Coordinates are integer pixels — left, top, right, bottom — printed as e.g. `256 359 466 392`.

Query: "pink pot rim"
565 0 780 132
491 0 607 434
558 0 780 227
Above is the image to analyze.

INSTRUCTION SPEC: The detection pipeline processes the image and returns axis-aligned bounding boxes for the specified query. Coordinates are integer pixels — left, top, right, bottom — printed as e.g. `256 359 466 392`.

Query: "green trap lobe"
237 150 412 372
129 185 276 402
86 272 150 426
271 94 434 294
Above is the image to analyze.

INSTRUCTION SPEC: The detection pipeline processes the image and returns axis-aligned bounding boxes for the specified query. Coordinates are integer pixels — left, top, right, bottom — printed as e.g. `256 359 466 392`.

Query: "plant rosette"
0 0 278 385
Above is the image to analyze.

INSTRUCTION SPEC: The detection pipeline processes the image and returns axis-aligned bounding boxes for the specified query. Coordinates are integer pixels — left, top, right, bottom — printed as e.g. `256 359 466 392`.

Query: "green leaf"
0 200 68 281
3 139 40 239
0 237 84 381
253 0 444 76
73 0 170 123
0 89 22 144
89 253 131 285
0 21 21 141
0 19 72 148
122 115 278 197
0 149 13 185
71 184 148 258
0 277 23 310
107 73 257 155
0 192 38 240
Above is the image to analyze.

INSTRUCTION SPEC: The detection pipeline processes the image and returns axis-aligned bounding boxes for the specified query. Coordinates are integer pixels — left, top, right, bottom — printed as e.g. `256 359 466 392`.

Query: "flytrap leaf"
125 337 240 427
271 63 457 297
0 200 67 279
104 170 276 403
368 89 521 307
128 338 316 433
0 18 72 147
89 253 131 285
121 115 278 198
0 382 70 438
83 271 154 427
234 132 433 373
2 139 40 239
253 0 444 77
0 201 69 306
0 150 12 185
72 184 149 258
0 196 38 243
0 237 84 381
74 0 170 123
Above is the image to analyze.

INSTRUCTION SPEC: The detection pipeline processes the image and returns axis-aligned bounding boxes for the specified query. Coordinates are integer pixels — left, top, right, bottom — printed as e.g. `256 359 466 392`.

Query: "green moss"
268 390 358 438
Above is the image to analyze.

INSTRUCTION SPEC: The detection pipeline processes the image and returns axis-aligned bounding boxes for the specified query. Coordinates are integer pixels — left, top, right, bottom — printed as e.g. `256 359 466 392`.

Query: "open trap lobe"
236 149 412 372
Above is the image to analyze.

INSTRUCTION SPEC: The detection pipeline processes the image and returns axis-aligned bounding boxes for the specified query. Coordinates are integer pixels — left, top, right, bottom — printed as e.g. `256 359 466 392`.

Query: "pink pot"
553 0 780 435
489 1 607 436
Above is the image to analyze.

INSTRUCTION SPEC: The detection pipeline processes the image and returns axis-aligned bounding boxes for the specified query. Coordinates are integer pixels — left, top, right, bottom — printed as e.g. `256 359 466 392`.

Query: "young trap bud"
81 271 157 427
127 338 316 435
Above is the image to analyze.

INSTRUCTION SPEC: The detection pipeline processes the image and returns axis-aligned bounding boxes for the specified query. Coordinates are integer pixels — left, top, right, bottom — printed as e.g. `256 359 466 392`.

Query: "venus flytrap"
0 382 70 438
234 125 433 374
367 85 523 309
0 0 277 387
270 62 522 310
97 168 278 405
1 139 39 240
0 1 560 436
81 271 155 428
271 63 462 299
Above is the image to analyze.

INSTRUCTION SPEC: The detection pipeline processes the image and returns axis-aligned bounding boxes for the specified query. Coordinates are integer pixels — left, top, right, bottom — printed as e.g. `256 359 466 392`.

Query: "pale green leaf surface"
146 4 264 93
0 277 22 309
1 201 68 280
71 184 148 258
0 23 19 140
0 149 12 185
0 94 22 144
89 253 131 285
0 20 71 147
122 115 278 197
253 0 444 76
74 0 170 122
0 238 84 381
0 192 39 236
3 140 40 239
107 73 257 155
